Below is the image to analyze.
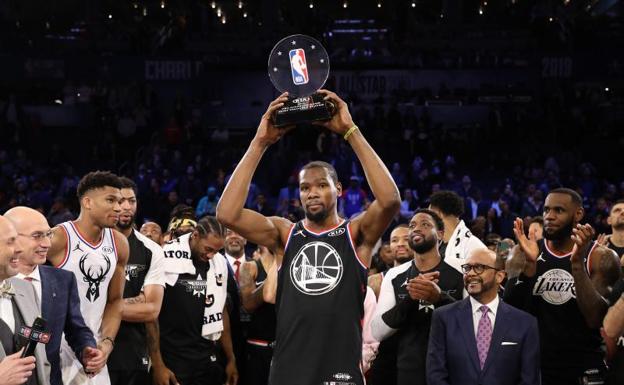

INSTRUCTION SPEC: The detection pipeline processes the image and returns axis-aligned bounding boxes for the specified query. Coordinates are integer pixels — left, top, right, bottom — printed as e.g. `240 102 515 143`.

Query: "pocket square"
501 342 518 346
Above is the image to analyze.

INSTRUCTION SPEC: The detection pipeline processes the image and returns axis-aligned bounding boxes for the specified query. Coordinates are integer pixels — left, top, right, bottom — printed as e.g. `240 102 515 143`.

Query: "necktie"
476 305 492 369
24 277 34 282
234 260 241 282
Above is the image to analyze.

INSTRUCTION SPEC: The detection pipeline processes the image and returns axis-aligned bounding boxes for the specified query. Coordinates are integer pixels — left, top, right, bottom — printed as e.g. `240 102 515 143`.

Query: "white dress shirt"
470 295 499 336
16 266 42 312
226 254 247 278
0 279 15 333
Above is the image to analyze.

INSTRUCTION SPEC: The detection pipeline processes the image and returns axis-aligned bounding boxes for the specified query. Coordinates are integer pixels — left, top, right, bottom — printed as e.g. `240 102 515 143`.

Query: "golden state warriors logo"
290 241 343 295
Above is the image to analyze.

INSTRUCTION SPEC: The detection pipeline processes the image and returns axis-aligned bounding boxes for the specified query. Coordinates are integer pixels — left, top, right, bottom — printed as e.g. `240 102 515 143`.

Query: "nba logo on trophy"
289 48 309 85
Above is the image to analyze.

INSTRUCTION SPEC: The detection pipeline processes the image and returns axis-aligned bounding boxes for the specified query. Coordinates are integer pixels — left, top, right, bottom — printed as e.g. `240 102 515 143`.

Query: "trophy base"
273 93 335 127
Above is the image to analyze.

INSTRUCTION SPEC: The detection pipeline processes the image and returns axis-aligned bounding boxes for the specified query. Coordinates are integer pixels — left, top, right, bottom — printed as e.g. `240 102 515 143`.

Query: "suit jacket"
38 266 96 385
1 278 51 385
427 297 540 385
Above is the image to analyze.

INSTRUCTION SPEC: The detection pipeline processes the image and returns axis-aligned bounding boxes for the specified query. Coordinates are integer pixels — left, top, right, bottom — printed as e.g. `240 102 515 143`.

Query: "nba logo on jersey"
289 49 309 85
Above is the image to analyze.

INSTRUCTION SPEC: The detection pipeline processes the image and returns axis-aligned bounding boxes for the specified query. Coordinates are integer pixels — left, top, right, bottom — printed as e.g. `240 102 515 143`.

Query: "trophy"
268 34 334 127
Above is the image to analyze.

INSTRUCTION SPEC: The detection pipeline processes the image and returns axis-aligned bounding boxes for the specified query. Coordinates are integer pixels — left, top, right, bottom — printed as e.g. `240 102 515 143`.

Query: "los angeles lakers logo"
290 241 343 295
532 268 576 305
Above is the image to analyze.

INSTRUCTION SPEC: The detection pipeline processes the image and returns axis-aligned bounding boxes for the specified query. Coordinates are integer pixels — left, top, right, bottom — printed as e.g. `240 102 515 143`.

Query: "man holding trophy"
217 35 401 385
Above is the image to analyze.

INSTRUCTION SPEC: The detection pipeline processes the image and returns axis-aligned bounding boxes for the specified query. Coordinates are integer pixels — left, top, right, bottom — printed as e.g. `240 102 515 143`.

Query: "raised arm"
570 224 621 328
314 90 400 265
216 93 293 260
99 230 129 358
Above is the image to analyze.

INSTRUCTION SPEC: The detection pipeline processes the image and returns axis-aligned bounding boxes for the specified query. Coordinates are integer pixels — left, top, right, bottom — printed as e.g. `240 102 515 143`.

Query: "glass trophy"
268 34 334 127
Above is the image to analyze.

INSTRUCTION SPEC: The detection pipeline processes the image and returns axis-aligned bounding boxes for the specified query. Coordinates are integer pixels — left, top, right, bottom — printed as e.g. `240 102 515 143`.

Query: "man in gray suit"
0 215 50 385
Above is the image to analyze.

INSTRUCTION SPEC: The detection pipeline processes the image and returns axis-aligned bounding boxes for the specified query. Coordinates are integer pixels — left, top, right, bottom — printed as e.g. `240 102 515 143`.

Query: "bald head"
0 215 19 279
467 248 497 268
140 221 163 245
5 206 49 233
4 206 51 271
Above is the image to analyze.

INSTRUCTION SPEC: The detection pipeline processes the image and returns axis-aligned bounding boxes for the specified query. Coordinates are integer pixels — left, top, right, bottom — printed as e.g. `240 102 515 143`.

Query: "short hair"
610 199 624 214
429 190 465 217
196 216 227 239
118 176 138 194
412 208 445 232
170 204 196 221
548 188 583 208
76 171 122 199
300 161 339 185
529 216 544 226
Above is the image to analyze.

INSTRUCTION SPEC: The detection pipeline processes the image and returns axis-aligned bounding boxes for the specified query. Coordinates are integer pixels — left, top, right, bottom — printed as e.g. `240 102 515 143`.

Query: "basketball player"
371 209 463 385
47 171 129 385
604 200 624 261
151 216 237 385
108 177 165 385
238 245 276 385
428 190 485 273
368 225 415 298
367 225 414 385
504 188 621 385
139 222 163 246
217 90 401 385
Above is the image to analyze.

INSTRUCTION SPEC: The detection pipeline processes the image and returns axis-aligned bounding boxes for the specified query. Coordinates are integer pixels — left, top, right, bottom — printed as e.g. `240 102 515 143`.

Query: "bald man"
427 248 540 385
4 207 105 385
0 215 49 385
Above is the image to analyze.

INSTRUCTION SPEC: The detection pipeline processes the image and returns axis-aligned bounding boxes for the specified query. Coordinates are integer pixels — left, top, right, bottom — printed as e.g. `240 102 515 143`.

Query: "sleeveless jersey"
246 259 276 343
58 221 118 385
530 239 603 376
269 220 368 385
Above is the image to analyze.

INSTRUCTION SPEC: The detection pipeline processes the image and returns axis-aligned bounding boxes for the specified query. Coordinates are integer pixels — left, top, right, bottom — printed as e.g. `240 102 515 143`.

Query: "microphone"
18 317 51 358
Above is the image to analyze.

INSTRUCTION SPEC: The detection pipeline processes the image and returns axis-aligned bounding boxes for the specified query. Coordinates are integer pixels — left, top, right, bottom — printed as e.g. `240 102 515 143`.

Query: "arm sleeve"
503 273 536 312
370 269 415 341
519 316 541 385
64 274 97 360
426 310 451 385
142 237 166 288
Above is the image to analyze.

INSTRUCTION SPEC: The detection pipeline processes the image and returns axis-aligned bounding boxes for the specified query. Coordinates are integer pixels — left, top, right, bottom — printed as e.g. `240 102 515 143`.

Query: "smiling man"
427 248 540 385
216 90 400 385
371 209 463 385
47 171 129 385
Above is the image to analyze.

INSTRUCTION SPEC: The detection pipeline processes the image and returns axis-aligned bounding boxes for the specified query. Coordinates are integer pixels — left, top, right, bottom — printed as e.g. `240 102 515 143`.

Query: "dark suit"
427 298 540 385
38 265 96 385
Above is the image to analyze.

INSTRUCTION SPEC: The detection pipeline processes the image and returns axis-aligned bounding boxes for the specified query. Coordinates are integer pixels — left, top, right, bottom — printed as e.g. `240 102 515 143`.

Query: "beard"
116 215 135 230
409 236 437 254
464 276 495 297
544 220 574 241
305 207 330 223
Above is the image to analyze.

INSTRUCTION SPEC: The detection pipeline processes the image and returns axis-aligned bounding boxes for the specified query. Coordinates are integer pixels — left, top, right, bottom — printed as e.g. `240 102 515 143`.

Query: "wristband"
100 336 115 348
343 125 358 140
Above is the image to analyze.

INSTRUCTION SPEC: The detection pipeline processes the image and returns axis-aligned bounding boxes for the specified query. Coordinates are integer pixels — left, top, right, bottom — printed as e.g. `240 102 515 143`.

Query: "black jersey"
606 279 624 385
159 258 220 364
607 239 624 260
109 230 161 371
246 259 276 343
270 220 368 385
383 259 463 384
505 239 604 381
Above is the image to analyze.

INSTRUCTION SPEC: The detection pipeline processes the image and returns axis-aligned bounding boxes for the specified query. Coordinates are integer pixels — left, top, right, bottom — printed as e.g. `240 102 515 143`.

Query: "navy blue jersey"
270 220 368 385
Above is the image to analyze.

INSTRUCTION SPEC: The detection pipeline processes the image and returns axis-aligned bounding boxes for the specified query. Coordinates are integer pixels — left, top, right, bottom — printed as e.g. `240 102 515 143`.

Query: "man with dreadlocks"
149 216 238 385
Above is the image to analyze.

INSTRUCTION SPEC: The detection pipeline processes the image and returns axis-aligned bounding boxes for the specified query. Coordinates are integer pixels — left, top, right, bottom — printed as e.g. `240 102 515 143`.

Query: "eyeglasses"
460 263 499 275
17 230 54 241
